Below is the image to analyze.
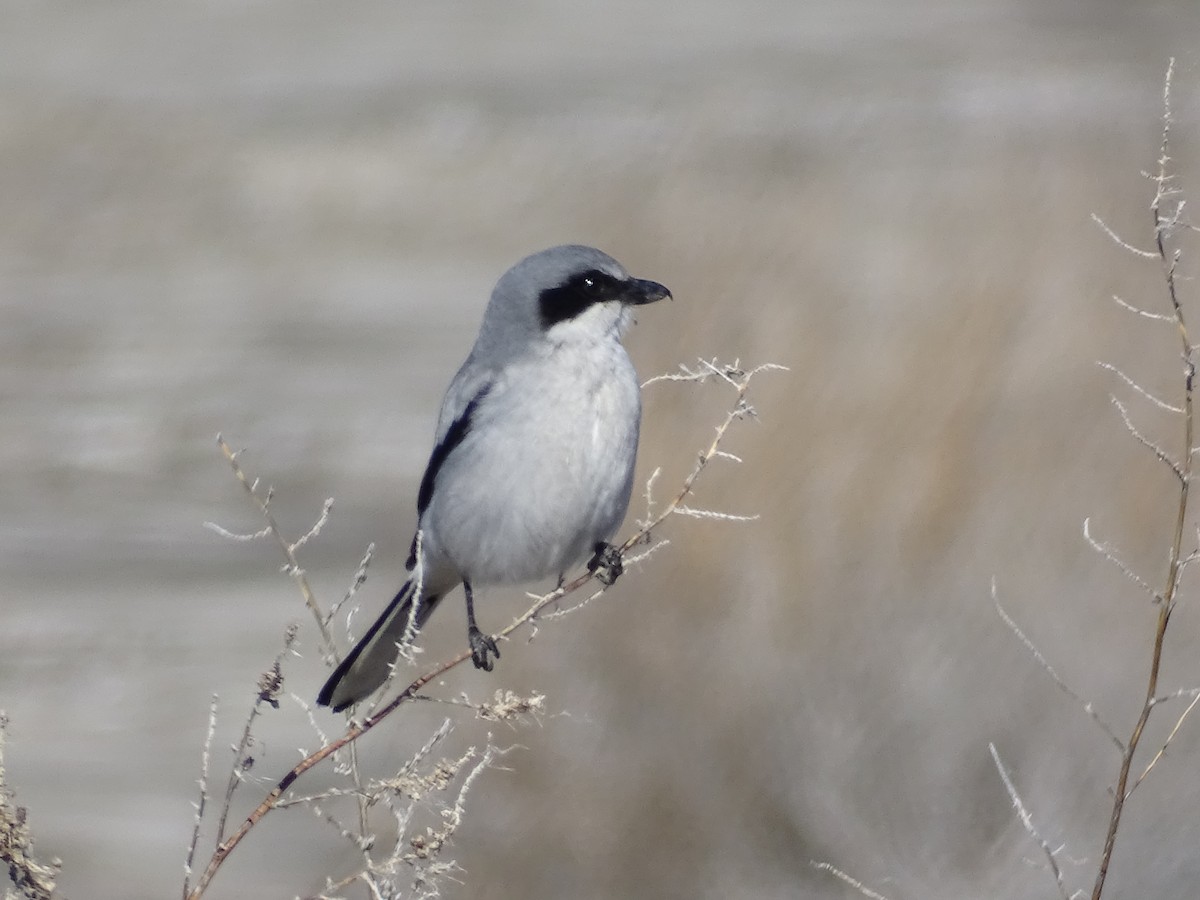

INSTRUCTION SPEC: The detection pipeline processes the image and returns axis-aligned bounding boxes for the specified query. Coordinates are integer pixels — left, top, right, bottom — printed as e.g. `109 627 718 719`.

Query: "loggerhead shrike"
317 245 670 711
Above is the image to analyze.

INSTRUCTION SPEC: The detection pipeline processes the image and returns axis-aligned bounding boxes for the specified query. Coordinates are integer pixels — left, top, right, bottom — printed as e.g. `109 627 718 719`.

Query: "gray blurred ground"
3 2 1200 898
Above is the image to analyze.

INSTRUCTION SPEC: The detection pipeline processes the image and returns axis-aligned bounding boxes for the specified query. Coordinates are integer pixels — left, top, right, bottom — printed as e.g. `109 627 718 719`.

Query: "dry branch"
0 714 59 900
992 583 1123 751
810 861 893 900
183 358 782 899
989 743 1077 900
1090 57 1196 900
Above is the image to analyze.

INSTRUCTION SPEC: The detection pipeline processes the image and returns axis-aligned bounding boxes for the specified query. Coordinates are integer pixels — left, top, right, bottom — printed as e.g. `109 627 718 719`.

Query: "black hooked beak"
623 278 672 305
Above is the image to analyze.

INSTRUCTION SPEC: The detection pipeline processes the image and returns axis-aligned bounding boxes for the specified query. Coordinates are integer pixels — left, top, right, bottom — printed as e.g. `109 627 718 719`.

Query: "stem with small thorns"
214 436 338 658
185 362 779 899
182 696 218 900
1092 57 1189 900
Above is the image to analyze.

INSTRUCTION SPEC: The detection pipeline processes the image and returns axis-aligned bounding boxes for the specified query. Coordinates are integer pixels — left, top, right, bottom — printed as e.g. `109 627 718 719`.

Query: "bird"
317 244 671 712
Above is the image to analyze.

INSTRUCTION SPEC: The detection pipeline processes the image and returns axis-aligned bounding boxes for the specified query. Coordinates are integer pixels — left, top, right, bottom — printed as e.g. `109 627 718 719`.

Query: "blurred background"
4 1 1200 898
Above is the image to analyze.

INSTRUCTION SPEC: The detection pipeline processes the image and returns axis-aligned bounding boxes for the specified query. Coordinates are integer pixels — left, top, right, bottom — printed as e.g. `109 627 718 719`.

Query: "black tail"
317 580 443 712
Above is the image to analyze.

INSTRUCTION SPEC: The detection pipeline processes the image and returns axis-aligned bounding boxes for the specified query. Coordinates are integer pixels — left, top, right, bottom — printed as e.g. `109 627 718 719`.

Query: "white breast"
421 336 642 586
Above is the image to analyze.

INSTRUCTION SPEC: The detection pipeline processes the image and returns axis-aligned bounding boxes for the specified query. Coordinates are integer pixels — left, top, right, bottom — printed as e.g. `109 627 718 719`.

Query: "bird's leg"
463 579 500 671
587 542 624 586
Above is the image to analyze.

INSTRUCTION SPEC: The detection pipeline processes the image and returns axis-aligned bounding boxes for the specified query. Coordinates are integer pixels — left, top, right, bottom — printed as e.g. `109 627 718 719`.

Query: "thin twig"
1129 690 1200 795
183 695 219 898
362 531 429 720
0 713 59 900
1113 293 1173 321
403 739 500 862
202 522 272 541
1093 56 1191 900
324 547 377 836
1153 686 1200 703
992 583 1123 751
184 360 781 899
213 436 338 660
214 625 298 844
672 505 760 522
1092 213 1159 259
292 498 335 553
1081 518 1162 602
1097 362 1183 413
990 743 1072 900
323 544 375 633
1108 396 1184 481
809 862 893 900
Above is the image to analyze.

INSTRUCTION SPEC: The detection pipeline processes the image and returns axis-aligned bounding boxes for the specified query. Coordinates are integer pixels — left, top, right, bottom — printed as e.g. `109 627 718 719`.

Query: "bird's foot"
468 626 500 671
587 542 624 586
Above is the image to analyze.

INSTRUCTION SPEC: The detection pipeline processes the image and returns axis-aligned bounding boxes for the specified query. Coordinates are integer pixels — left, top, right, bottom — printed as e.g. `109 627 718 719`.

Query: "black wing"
407 382 491 569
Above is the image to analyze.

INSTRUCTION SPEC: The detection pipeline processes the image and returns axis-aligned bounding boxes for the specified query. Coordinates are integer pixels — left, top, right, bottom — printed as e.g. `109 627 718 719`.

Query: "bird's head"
480 245 671 353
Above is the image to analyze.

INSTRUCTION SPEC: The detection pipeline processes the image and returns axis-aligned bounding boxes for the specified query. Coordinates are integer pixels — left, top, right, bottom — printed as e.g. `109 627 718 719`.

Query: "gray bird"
317 245 670 711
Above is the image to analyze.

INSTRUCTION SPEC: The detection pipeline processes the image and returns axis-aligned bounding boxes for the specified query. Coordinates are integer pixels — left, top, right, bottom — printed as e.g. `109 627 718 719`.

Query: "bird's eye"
538 270 614 327
576 270 615 297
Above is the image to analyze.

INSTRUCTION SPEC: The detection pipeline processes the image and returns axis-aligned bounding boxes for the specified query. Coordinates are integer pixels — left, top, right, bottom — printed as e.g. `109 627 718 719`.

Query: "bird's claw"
587 542 624 586
468 626 500 671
